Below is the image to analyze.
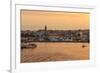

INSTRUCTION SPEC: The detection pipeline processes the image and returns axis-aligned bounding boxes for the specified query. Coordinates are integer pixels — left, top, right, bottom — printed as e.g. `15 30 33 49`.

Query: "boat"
82 44 86 48
21 43 37 49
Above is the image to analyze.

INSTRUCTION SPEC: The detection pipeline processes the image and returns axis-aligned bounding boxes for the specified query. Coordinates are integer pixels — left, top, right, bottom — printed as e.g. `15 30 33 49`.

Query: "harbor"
21 42 89 63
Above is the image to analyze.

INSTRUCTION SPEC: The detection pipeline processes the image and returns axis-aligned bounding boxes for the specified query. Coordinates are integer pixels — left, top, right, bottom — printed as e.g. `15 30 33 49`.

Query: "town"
21 26 89 43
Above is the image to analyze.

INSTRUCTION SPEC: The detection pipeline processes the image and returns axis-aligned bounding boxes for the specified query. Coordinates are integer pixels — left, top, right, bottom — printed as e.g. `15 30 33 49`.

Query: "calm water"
21 43 89 63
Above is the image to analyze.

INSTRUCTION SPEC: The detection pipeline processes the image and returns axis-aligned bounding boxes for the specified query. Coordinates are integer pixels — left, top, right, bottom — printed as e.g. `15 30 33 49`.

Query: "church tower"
44 25 48 40
45 25 47 31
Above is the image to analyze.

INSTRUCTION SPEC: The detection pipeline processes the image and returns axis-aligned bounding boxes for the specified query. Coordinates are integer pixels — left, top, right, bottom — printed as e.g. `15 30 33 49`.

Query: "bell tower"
45 25 47 31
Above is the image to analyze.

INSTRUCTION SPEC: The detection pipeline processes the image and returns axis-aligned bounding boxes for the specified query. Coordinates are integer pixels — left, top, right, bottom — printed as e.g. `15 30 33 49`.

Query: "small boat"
21 43 37 49
82 44 86 48
28 43 37 48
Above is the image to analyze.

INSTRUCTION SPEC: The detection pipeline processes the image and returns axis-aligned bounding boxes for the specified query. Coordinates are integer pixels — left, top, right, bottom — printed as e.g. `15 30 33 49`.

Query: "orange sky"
21 10 90 30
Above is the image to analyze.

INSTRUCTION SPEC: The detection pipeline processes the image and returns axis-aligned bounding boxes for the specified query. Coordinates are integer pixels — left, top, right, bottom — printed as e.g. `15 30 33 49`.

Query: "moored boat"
21 43 37 49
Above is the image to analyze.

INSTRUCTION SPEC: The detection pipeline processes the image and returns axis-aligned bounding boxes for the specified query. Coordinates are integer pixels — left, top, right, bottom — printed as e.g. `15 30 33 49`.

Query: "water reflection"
21 43 89 63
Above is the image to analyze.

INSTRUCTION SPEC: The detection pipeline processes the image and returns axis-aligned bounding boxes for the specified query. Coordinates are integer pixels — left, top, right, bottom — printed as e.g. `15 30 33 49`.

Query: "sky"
21 10 90 30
